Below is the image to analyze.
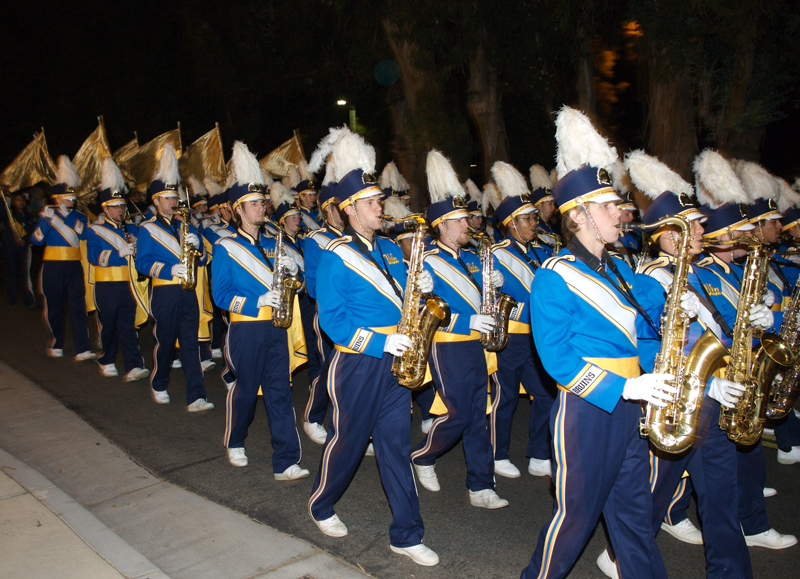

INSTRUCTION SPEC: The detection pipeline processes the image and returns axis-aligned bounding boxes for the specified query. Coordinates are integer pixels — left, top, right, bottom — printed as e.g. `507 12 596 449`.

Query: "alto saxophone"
391 215 451 390
766 269 800 419
621 217 728 453
272 228 303 329
176 204 201 291
470 228 518 352
711 238 796 444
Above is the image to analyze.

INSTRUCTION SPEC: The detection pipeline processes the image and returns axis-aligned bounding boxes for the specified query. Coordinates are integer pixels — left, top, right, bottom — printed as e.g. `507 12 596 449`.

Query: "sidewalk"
0 361 371 579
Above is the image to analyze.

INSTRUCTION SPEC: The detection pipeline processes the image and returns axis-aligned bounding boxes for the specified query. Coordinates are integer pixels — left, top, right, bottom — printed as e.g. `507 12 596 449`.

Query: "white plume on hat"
736 161 779 202
483 182 502 213
464 179 482 205
383 195 411 220
270 182 295 210
396 169 409 191
55 155 81 187
297 159 314 182
554 106 618 179
529 164 553 191
153 144 179 184
260 169 274 188
332 131 376 181
624 150 693 202
230 141 265 187
491 162 530 200
426 150 463 204
610 159 633 196
549 168 558 184
100 158 125 193
187 175 207 198
322 160 337 186
693 149 748 208
380 161 402 191
777 177 800 213
309 126 351 174
203 178 223 196
283 165 301 189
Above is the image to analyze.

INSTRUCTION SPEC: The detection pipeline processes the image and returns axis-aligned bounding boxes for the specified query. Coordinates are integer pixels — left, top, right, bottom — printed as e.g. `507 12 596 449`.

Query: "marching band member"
211 141 308 479
410 150 508 509
288 160 321 231
308 129 438 567
597 150 751 579
202 179 234 360
464 179 485 232
85 158 149 382
521 107 671 579
32 155 95 361
135 144 213 411
380 160 412 208
2 190 36 308
529 164 560 250
302 151 345 444
487 161 556 479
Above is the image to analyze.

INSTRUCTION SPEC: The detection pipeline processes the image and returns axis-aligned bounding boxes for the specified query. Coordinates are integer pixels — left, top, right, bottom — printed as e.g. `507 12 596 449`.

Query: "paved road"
1 299 798 578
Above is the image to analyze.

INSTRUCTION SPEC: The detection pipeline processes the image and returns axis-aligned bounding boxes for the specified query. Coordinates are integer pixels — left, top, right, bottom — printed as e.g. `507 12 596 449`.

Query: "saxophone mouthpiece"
617 223 642 232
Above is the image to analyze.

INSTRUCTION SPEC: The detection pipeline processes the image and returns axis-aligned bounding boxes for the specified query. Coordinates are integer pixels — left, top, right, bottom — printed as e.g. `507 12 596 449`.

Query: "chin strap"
352 205 374 237
577 198 607 245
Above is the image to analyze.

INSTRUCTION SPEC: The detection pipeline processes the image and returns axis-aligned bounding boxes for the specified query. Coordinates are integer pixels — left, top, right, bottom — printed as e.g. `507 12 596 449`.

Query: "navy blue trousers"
490 332 556 462
40 260 90 353
411 340 495 492
211 305 227 350
774 410 800 449
737 440 770 535
304 308 332 425
663 476 692 525
521 393 667 579
308 350 424 548
223 320 301 473
94 281 144 372
650 399 752 579
299 293 321 382
5 243 34 306
149 285 206 404
414 384 435 422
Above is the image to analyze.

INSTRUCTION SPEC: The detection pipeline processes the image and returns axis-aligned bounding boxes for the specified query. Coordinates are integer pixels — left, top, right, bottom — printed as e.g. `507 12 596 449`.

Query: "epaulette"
461 246 478 256
695 256 713 267
423 247 438 258
542 254 574 269
215 233 238 246
307 227 328 239
640 256 670 276
493 239 511 250
326 236 351 251
143 215 157 224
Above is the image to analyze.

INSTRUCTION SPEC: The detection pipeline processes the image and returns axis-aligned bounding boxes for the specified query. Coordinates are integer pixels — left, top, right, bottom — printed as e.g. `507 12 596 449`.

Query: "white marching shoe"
75 351 97 362
151 389 170 404
303 421 328 444
777 446 800 464
596 549 620 579
364 442 375 456
763 487 777 498
275 464 310 481
468 489 509 509
661 519 703 545
414 463 440 492
744 528 798 549
46 348 64 358
99 363 118 377
527 457 552 477
211 348 223 359
125 367 150 382
227 447 248 467
313 514 348 537
390 543 439 566
187 398 214 412
421 418 433 434
494 459 521 478
201 359 216 372
172 359 182 369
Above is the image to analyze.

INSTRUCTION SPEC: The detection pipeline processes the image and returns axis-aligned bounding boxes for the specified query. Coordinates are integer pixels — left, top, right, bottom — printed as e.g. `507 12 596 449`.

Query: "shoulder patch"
542 254 574 269
325 236 352 251
493 239 511 250
640 256 669 276
695 256 713 267
424 247 440 257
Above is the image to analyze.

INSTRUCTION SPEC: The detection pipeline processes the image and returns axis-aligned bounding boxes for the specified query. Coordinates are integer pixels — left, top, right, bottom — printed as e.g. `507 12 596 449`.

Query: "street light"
337 99 347 106
337 99 356 132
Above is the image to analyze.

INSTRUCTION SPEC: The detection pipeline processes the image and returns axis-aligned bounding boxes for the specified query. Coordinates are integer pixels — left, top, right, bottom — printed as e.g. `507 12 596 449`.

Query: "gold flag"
179 123 226 184
0 130 58 191
73 116 112 195
258 130 306 178
113 134 139 189
116 126 182 190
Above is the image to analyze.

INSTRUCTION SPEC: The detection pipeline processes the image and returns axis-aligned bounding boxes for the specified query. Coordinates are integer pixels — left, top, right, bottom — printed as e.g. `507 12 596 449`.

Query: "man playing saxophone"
308 129 439 567
596 150 751 579
410 150 508 511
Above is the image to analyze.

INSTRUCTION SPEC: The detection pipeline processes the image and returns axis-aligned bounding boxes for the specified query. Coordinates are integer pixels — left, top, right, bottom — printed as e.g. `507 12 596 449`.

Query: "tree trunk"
715 38 757 159
467 44 509 182
646 57 698 180
575 31 597 115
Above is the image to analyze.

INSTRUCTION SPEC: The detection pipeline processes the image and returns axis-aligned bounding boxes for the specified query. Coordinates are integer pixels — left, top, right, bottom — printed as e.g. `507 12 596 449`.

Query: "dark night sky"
2 0 799 180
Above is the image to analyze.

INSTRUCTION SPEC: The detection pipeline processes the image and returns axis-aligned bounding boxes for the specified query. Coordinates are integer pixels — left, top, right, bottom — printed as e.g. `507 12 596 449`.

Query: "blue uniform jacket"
316 231 407 358
299 207 321 232
135 215 208 280
491 237 550 327
31 208 89 255
304 225 343 300
422 241 486 337
531 249 652 413
86 220 139 267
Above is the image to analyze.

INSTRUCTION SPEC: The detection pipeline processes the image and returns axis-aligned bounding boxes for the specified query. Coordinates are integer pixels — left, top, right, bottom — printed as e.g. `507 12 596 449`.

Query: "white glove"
94 214 106 225
384 333 413 356
211 213 221 224
708 377 746 409
118 244 135 258
42 206 55 219
762 290 775 308
257 289 282 309
283 252 299 275
171 264 188 279
679 291 700 319
133 214 144 225
622 373 677 407
201 218 212 229
184 232 200 249
417 270 434 293
469 314 496 333
491 270 504 288
749 304 774 329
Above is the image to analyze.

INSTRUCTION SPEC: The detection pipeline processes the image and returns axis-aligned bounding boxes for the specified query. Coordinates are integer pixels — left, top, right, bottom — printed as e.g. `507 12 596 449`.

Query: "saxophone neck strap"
690 278 733 339
347 227 403 300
